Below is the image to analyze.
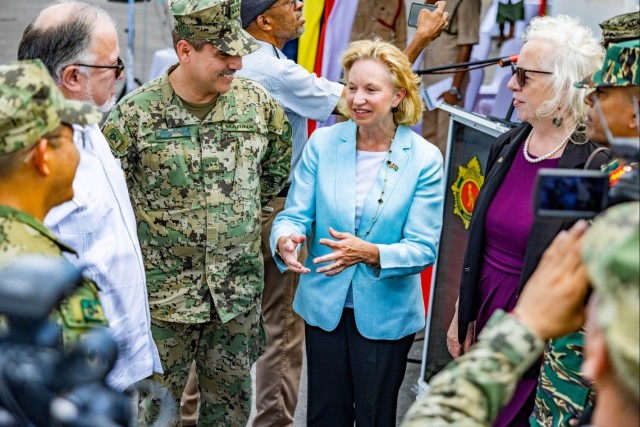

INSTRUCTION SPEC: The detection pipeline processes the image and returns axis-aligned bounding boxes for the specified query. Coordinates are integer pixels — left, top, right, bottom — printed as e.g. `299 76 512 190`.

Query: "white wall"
551 0 639 39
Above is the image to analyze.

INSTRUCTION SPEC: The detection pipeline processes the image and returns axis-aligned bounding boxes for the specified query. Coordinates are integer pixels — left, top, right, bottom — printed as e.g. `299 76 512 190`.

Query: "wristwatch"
448 86 463 101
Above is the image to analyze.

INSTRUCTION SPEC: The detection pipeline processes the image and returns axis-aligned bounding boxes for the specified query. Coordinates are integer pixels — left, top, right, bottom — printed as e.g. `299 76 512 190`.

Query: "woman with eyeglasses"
449 15 611 426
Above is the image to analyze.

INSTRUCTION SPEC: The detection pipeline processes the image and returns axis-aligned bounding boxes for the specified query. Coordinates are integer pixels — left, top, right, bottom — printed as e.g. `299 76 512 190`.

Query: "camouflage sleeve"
401 310 546 427
531 330 595 427
102 102 137 180
260 100 292 206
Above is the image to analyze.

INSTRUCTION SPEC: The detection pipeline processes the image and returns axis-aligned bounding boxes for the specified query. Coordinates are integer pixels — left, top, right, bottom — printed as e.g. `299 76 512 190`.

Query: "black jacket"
457 122 611 343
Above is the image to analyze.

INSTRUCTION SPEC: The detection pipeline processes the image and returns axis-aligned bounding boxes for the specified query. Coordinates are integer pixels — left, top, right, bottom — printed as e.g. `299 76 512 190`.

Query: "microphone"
499 54 518 68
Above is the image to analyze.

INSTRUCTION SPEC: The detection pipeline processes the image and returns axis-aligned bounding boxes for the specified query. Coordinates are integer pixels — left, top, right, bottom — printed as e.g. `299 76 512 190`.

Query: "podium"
418 104 514 392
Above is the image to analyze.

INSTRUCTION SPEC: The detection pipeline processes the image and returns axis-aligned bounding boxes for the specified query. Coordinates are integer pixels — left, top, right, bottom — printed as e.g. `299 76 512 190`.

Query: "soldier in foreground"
402 202 639 427
0 59 107 346
102 0 292 424
529 37 640 427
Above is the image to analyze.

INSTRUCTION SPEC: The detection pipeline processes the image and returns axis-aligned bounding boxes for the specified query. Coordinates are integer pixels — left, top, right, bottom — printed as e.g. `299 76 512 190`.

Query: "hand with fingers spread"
313 227 380 276
276 234 310 274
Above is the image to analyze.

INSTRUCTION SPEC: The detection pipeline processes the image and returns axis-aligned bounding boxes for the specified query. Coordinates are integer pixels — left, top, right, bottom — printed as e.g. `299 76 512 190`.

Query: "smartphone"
408 2 438 28
534 169 609 219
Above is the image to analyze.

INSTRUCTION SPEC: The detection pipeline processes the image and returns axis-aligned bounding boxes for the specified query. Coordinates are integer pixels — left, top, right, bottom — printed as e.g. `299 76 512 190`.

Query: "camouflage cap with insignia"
583 202 640 400
170 0 260 56
575 39 640 88
0 59 102 156
600 11 640 47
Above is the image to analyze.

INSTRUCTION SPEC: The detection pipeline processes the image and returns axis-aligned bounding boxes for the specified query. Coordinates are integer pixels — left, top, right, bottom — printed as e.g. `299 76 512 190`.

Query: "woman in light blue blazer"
270 39 444 426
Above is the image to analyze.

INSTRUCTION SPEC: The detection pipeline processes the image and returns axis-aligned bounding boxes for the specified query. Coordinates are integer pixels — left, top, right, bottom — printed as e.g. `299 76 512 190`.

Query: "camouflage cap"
583 202 640 400
0 59 102 156
600 11 640 46
170 0 260 56
575 39 640 88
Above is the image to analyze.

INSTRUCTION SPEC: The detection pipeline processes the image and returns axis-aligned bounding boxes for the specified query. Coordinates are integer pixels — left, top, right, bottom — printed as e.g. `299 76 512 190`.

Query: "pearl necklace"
522 127 575 164
355 133 398 239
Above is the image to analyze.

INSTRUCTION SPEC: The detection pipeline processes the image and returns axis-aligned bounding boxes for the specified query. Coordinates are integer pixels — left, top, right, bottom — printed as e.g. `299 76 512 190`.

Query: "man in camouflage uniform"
102 0 292 424
0 59 107 346
579 37 639 151
528 38 640 427
400 202 639 427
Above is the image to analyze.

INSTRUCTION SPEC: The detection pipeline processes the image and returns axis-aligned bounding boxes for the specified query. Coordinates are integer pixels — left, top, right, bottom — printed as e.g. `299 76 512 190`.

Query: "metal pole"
415 56 502 75
125 0 136 93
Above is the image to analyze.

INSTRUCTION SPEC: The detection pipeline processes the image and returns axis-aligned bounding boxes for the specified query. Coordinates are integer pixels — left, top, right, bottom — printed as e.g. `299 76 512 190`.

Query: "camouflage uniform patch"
103 66 291 325
0 205 107 348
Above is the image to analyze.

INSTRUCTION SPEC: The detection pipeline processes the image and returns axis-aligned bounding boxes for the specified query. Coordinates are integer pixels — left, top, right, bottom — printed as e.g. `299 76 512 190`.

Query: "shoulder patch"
102 122 127 154
281 121 292 141
81 298 106 322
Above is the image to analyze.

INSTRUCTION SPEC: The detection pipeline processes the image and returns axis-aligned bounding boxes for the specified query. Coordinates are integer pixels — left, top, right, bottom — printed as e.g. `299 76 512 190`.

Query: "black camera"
0 256 131 427
534 142 639 219
534 169 610 219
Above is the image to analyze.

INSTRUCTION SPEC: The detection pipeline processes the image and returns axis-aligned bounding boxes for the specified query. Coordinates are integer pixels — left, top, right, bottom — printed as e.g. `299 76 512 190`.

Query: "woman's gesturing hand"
314 227 380 276
277 234 310 274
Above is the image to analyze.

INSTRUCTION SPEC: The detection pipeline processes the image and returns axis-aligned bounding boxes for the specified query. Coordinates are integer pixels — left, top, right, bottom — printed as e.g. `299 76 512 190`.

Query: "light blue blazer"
270 120 444 340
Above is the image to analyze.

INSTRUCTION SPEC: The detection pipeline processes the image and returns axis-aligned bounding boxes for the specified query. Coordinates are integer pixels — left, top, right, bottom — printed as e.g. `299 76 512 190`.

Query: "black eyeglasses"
72 57 124 79
511 66 552 87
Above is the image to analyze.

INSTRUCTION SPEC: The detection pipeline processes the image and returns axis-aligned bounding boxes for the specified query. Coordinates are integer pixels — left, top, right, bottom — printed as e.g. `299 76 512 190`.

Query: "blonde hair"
523 15 604 126
338 39 423 126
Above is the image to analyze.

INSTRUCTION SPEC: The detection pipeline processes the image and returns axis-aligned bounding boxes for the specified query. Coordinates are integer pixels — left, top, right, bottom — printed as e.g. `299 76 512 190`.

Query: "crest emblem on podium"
451 156 484 229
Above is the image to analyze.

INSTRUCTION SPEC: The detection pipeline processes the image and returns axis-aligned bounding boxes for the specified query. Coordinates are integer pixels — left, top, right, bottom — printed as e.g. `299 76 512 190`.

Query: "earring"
391 106 399 113
552 117 563 127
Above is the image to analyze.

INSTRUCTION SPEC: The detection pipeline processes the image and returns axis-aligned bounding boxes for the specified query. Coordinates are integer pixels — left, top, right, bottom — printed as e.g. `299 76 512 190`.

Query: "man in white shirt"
17 0 161 391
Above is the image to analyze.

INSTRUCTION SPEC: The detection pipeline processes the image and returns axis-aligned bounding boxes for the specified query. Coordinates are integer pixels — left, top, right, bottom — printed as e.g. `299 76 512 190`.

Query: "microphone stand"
415 55 517 122
415 56 504 75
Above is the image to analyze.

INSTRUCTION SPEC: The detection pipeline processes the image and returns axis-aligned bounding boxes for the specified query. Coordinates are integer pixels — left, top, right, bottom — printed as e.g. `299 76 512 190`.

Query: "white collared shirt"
45 123 162 390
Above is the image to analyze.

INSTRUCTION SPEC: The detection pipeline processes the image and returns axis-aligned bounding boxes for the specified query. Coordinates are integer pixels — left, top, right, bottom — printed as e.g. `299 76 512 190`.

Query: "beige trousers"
253 196 306 427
